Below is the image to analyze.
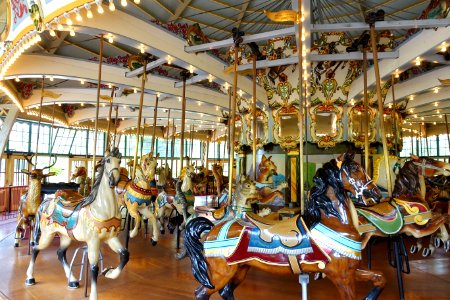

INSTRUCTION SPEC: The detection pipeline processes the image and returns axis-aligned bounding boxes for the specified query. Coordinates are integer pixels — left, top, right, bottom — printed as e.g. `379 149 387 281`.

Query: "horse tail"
184 217 214 289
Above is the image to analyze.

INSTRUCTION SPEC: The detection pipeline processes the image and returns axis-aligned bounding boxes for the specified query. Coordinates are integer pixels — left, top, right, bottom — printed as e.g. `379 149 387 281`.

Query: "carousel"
0 0 449 299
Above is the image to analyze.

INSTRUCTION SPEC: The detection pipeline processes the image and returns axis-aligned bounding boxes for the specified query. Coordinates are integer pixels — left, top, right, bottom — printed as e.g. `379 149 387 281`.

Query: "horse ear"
261 155 266 161
345 152 355 161
411 154 419 161
268 155 272 160
156 153 160 159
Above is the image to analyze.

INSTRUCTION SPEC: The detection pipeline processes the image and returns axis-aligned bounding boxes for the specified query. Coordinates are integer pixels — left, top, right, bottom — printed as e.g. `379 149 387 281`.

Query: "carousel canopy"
0 0 449 139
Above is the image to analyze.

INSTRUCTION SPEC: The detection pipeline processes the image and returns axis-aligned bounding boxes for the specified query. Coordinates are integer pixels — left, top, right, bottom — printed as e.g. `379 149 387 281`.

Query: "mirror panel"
246 108 269 149
309 105 343 148
273 105 301 151
348 104 376 148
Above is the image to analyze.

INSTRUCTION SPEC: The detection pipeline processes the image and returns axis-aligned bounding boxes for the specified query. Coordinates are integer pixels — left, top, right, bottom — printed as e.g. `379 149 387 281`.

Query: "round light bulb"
121 0 127 7
87 9 93 19
97 5 104 14
109 1 116 11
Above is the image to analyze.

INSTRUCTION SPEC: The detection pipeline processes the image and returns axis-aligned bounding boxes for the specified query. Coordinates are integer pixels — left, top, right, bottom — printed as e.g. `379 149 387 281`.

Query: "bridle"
338 160 375 203
413 158 450 176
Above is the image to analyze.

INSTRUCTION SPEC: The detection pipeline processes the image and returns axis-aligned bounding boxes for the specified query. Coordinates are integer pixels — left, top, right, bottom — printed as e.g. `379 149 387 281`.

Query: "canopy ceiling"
0 0 449 137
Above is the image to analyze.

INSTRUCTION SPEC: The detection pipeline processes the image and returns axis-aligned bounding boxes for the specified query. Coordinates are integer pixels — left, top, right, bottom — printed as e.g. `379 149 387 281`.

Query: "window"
30 123 51 154
13 158 28 186
7 121 30 153
0 157 5 186
88 131 105 156
439 134 450 156
53 128 76 155
71 130 88 156
426 135 438 156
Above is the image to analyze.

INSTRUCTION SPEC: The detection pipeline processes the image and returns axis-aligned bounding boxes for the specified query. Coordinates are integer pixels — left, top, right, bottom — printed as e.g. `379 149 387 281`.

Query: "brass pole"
370 25 392 197
190 124 194 159
171 119 176 173
227 87 232 156
252 54 257 181
140 118 146 157
165 109 171 168
391 74 399 157
228 40 239 200
363 48 370 174
112 105 119 147
297 4 305 213
445 114 450 151
34 76 45 166
180 71 190 173
151 95 159 154
105 86 115 151
92 34 104 181
132 60 147 179
48 101 56 165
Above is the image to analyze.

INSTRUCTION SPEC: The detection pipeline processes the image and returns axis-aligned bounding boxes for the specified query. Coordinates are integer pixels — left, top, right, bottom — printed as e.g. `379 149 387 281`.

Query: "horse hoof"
14 243 19 248
444 241 450 252
68 281 79 289
422 248 431 257
434 238 442 248
25 278 36 286
151 240 157 246
169 229 174 234
160 230 165 235
30 241 35 247
410 245 417 254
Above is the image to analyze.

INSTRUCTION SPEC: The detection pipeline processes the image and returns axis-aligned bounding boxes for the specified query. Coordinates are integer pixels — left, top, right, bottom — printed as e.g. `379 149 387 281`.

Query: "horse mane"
304 158 348 228
392 159 420 197
81 147 121 207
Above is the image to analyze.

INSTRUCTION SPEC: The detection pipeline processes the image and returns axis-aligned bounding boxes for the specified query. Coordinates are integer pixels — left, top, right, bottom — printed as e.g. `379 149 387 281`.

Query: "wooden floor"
0 220 449 300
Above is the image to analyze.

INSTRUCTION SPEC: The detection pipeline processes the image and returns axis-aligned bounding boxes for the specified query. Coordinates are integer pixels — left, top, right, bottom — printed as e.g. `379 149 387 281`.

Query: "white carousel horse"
155 177 186 234
122 152 160 245
156 164 171 186
25 148 127 300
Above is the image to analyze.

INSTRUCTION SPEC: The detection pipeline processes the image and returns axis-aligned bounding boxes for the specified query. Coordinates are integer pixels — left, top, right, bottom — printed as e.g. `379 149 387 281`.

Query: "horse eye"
107 158 110 163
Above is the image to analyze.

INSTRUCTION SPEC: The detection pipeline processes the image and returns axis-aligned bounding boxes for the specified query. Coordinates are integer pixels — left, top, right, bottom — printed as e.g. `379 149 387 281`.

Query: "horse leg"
326 268 356 300
355 268 386 300
14 217 25 247
86 239 100 300
195 258 238 300
102 236 129 279
218 265 250 300
56 235 78 288
140 207 158 246
25 230 56 285
127 205 141 238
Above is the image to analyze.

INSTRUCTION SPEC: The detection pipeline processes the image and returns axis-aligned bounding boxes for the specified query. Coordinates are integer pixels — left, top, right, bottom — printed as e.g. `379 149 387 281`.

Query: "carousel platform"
0 219 449 300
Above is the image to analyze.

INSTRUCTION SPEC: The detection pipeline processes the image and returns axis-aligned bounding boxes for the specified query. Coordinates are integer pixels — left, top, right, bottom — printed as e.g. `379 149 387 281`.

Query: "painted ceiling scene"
0 0 449 142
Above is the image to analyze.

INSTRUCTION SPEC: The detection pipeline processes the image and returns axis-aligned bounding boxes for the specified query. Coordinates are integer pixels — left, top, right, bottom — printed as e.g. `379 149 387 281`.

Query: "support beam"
125 57 167 78
185 19 450 53
174 74 208 88
235 51 399 72
168 0 192 22
235 2 250 28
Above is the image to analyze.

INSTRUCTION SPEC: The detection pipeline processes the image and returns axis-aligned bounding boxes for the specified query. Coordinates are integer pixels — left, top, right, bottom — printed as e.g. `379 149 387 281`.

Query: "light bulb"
64 13 73 26
70 28 75 36
80 79 85 84
76 12 83 22
134 0 140 3
87 9 93 19
440 42 447 53
49 29 56 37
109 1 116 11
97 5 104 14
208 74 213 82
121 0 127 6
57 23 63 31
108 35 114 43
415 57 421 66
49 76 54 82
133 87 137 93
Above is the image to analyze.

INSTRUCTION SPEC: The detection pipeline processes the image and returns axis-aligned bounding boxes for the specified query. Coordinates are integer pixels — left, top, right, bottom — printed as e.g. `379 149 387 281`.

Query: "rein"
339 161 373 201
413 159 450 176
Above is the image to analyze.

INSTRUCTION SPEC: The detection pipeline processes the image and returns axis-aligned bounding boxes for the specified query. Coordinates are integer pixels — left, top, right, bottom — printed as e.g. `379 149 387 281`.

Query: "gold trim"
0 0 11 42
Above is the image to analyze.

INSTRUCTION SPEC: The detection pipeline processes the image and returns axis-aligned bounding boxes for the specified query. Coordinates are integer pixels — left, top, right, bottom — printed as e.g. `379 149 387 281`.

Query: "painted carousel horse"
155 176 183 234
14 156 56 248
156 163 171 186
71 166 92 197
192 165 211 195
372 155 404 197
185 153 386 300
255 154 287 206
212 163 228 195
357 155 450 253
121 152 160 245
25 148 128 300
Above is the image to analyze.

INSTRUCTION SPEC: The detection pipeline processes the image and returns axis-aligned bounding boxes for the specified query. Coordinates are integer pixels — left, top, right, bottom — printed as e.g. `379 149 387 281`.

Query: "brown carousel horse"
25 148 128 300
358 155 450 250
185 153 386 300
71 166 92 197
14 156 56 248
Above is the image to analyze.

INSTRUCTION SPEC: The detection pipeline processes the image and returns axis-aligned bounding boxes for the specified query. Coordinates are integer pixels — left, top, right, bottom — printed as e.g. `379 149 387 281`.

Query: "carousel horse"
185 153 386 300
192 165 211 195
212 163 228 195
372 155 404 197
122 152 160 245
25 148 128 300
155 176 183 234
357 155 450 252
71 166 92 197
156 164 171 186
14 156 56 248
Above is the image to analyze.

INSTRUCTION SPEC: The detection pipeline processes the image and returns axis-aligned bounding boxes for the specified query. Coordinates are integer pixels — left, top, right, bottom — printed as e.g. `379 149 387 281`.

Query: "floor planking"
0 221 449 300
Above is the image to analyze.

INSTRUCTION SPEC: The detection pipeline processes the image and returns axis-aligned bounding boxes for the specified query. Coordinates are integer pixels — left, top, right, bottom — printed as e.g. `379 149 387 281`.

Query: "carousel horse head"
337 153 382 206
141 152 159 180
70 166 87 181
234 174 260 209
185 163 196 178
306 152 382 227
101 148 122 188
257 155 277 183
393 155 450 198
163 176 177 196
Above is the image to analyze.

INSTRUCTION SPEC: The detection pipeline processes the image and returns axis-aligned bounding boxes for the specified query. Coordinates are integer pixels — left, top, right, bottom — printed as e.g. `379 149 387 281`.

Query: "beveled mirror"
246 108 268 149
273 105 300 151
234 115 244 151
383 108 403 151
310 105 343 148
348 104 376 148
